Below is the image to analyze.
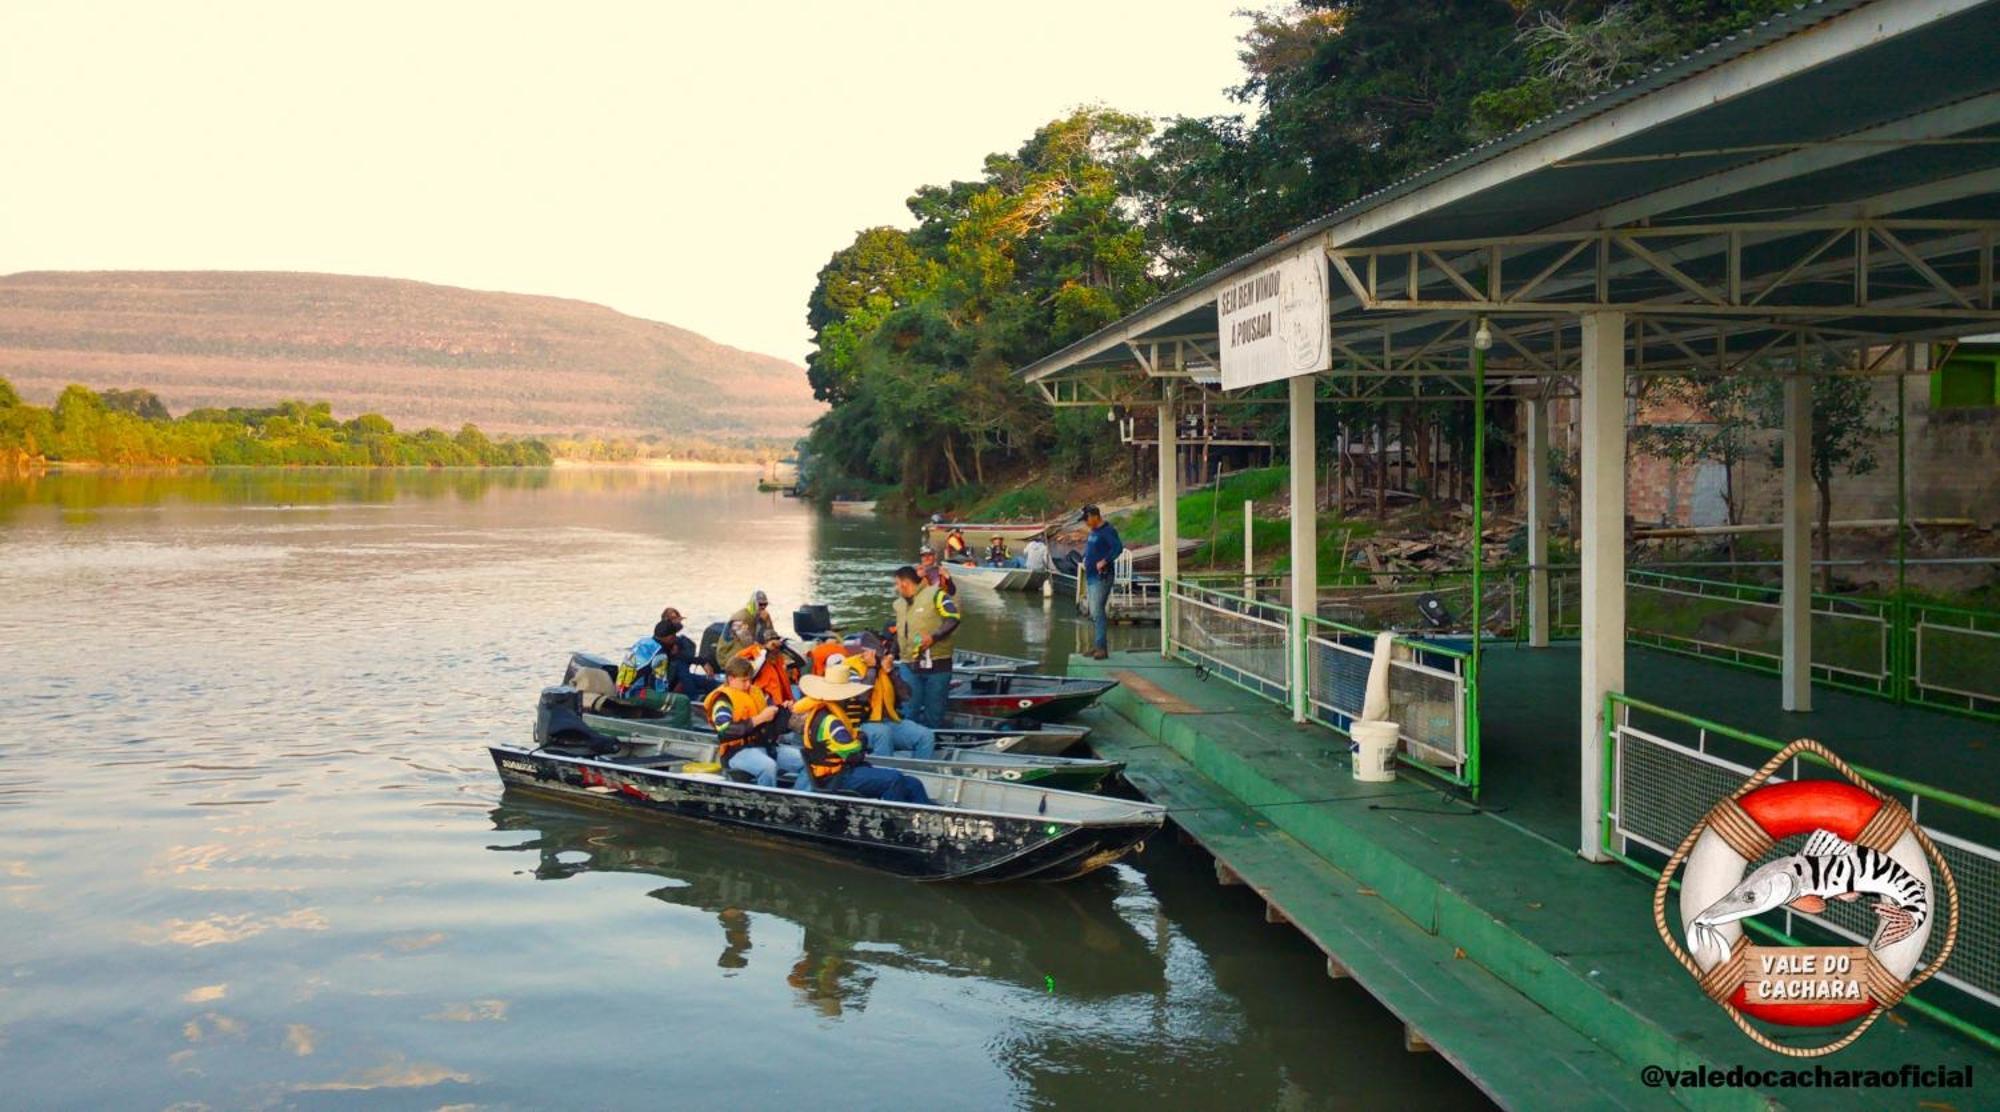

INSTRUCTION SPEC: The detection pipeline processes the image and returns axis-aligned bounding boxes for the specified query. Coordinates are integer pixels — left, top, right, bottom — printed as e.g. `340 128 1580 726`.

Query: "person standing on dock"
1080 504 1122 660
891 564 960 727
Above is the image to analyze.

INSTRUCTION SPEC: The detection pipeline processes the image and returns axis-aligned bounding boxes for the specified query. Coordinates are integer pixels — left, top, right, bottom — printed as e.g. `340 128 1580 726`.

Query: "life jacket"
893 583 955 664
865 666 899 723
794 698 863 781
736 646 792 709
808 640 847 677
702 684 769 761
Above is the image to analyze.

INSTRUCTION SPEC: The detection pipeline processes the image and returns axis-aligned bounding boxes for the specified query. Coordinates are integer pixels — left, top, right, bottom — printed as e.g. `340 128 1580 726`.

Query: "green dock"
1071 650 1995 1110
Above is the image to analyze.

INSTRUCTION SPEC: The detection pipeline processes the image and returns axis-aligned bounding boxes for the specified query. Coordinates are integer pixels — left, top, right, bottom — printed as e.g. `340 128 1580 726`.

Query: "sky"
0 2 1251 365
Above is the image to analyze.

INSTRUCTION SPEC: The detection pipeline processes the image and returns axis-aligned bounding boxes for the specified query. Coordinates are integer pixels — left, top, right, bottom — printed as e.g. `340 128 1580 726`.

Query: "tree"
101 388 171 421
1754 374 1891 593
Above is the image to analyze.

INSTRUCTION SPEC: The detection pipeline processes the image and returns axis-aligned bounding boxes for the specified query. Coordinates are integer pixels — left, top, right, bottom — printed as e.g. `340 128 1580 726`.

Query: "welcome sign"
1217 245 1330 390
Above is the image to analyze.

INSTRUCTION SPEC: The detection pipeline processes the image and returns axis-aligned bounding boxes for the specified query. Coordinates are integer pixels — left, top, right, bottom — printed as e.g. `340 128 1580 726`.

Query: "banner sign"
1217 245 1329 390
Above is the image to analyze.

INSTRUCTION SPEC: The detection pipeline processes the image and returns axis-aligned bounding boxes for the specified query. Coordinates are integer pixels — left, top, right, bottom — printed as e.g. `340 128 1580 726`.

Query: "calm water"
0 468 1486 1110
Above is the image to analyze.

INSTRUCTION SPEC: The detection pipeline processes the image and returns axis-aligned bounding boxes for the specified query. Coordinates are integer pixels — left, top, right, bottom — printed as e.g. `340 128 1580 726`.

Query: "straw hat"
799 662 870 702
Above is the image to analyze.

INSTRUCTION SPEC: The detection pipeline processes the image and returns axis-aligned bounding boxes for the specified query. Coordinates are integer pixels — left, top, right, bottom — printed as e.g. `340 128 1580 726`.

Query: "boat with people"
582 714 1122 792
949 671 1118 722
494 697 1162 883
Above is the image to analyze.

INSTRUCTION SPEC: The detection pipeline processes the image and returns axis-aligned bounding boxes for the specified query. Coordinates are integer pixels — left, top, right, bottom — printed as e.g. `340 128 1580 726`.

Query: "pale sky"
0 2 1250 364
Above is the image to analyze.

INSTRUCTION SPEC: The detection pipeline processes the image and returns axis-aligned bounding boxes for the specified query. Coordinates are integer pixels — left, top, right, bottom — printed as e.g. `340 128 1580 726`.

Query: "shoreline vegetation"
0 378 791 473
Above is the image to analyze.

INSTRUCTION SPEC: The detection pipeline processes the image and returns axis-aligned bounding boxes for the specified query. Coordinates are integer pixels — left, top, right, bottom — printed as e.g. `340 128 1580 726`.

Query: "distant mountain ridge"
0 271 820 443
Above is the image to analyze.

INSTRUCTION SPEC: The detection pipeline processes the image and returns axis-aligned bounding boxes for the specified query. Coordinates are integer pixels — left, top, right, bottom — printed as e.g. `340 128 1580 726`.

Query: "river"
0 468 1487 1110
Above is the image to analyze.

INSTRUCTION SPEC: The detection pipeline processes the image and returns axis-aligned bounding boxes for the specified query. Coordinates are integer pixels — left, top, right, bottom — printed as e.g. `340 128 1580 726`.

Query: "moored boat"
931 712 1092 756
584 714 1121 791
949 672 1118 722
952 648 1037 674
488 743 1162 882
949 563 1049 592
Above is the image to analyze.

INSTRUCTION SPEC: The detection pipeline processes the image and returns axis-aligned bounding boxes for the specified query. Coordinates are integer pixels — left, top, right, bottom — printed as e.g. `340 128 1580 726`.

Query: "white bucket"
1349 720 1400 782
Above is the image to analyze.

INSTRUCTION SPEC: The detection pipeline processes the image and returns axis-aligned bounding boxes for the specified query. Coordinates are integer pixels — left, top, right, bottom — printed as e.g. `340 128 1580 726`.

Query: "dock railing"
1165 579 1292 704
1602 691 2000 1050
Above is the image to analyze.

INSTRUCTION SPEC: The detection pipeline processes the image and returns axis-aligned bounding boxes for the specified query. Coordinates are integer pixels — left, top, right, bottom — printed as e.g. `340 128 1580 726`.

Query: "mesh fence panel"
1388 658 1463 768
1612 719 2000 1008
1170 585 1290 703
1304 627 1466 773
1304 632 1372 725
1914 617 2000 709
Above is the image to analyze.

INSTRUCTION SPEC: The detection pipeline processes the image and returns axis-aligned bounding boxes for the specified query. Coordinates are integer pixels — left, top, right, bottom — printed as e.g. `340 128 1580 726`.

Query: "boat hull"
948 673 1118 723
488 747 1156 883
950 564 1049 592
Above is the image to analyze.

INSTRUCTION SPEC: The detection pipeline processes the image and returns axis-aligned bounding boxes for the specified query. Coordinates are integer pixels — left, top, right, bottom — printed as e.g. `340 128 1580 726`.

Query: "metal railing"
1603 692 2000 1050
1907 600 2000 719
1165 580 1292 704
1303 614 1477 791
1623 569 1894 696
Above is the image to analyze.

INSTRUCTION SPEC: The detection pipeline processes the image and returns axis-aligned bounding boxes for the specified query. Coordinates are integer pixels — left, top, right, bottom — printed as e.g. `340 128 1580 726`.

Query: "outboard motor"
1416 594 1456 630
534 686 618 755
561 651 619 689
793 604 834 639
697 621 726 669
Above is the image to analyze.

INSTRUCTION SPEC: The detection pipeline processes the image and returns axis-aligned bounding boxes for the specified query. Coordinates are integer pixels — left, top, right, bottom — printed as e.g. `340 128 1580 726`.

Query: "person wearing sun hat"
792 664 931 803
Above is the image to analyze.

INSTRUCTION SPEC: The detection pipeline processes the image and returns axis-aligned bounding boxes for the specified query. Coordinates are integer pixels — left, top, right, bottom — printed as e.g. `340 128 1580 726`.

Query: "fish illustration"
1688 828 1928 961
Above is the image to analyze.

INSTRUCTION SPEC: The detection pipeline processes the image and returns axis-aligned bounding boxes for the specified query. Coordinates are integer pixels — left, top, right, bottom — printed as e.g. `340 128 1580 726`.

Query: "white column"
1578 312 1626 862
1158 393 1179 658
1289 373 1317 723
1526 394 1552 648
1781 373 1813 712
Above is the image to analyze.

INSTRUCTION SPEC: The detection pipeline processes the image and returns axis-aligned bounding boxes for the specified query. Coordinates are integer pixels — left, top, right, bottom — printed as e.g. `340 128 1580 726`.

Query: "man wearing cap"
1080 504 1123 660
655 607 717 700
720 590 778 663
793 664 932 803
891 564 961 727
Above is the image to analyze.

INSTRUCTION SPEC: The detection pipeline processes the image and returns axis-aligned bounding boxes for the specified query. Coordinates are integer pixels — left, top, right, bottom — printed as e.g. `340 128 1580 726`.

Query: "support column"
1577 312 1625 862
1289 373 1317 724
1781 374 1813 712
1158 392 1179 658
1526 393 1552 647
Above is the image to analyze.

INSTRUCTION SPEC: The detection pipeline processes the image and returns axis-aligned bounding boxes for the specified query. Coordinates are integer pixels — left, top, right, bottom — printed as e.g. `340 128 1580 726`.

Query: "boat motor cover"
696 621 726 669
793 604 834 638
563 652 619 688
535 685 619 755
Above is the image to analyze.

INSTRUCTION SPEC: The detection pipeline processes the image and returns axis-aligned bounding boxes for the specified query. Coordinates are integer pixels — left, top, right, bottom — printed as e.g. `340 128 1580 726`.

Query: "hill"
0 271 821 444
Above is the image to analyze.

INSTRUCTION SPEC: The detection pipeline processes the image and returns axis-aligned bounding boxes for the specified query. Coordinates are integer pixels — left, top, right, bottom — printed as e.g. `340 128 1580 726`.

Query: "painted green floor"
1073 651 2000 1111
1476 643 2000 848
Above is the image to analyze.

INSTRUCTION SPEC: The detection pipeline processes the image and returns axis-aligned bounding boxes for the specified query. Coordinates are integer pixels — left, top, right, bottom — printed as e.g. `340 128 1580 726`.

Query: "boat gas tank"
793 604 835 638
534 686 617 755
563 652 619 688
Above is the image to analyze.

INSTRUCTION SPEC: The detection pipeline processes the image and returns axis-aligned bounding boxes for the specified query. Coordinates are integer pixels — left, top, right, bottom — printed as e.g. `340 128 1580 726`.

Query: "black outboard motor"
562 652 620 689
697 621 726 669
534 686 619 755
793 604 834 639
1416 594 1456 630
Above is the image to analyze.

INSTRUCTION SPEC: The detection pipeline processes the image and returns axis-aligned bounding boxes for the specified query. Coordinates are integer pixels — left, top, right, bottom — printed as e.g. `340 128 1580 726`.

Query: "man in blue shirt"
1080 504 1123 659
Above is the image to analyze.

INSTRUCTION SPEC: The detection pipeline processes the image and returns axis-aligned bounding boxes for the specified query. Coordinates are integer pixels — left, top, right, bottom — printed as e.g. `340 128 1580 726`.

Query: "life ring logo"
1654 738 1959 1057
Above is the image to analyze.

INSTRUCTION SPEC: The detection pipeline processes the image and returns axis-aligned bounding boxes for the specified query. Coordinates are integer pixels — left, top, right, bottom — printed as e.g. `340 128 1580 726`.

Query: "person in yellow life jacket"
943 528 969 562
792 665 931 804
703 656 806 788
829 631 935 759
891 564 960 727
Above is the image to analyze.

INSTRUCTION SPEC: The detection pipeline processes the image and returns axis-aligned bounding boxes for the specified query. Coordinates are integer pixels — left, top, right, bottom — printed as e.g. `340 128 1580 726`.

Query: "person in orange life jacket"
826 631 935 759
943 528 968 562
734 633 797 710
890 564 960 727
703 656 805 788
792 664 931 804
916 545 957 596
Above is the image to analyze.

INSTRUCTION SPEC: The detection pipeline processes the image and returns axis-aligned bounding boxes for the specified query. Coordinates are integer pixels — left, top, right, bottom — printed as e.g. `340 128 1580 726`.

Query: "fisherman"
985 535 1018 568
916 544 957 596
1021 534 1050 573
792 664 932 803
703 656 806 788
891 564 960 727
1080 504 1123 660
733 632 797 710
654 607 716 699
720 590 777 661
835 631 935 758
944 527 969 562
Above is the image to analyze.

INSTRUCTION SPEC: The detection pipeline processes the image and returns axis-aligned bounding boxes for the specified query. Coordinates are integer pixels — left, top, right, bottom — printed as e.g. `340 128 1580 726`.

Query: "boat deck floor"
1071 650 1997 1110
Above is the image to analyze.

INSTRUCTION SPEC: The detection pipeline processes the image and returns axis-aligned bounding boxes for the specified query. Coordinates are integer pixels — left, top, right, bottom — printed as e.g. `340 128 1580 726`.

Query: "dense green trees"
0 379 551 468
805 2 1798 499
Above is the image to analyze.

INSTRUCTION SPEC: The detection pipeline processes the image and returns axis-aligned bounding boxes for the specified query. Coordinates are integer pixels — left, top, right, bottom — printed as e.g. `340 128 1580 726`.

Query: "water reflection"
488 797 1166 1012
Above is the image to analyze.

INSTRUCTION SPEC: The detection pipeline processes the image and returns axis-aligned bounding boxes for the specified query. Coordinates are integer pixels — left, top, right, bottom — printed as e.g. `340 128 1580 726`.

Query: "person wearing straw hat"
793 664 931 803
